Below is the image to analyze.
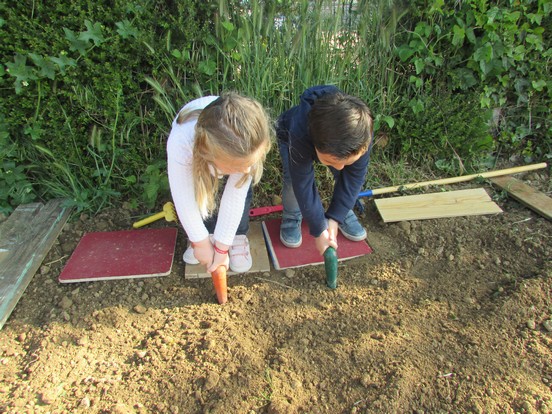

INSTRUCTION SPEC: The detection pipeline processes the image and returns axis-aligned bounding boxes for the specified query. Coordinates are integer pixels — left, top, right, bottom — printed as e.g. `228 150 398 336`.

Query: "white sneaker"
183 245 199 265
229 235 252 273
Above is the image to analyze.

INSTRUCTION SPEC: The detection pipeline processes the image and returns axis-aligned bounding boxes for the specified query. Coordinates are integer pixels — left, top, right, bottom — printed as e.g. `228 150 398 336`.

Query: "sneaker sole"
338 227 367 242
183 253 199 265
183 258 200 265
229 264 252 273
279 234 302 248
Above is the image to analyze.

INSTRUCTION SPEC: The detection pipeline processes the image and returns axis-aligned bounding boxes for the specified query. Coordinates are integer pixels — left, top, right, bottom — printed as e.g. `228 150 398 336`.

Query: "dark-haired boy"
276 85 373 256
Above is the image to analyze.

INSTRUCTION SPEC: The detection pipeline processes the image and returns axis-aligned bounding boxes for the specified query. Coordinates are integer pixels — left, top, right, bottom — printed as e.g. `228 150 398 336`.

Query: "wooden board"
375 188 502 222
491 176 552 220
185 221 270 279
0 200 72 329
59 228 178 283
262 218 372 270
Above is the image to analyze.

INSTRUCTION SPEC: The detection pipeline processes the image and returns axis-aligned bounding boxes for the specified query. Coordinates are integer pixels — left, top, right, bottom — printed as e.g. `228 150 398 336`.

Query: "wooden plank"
185 221 270 279
491 176 552 220
0 200 72 329
375 188 502 222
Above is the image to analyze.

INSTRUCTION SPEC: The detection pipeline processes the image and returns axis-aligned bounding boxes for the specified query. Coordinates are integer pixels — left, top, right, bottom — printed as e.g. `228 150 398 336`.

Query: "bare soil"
1 174 551 414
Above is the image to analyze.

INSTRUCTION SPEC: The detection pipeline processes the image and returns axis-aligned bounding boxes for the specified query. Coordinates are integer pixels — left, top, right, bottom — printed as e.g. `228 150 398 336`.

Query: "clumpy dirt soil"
1 174 551 414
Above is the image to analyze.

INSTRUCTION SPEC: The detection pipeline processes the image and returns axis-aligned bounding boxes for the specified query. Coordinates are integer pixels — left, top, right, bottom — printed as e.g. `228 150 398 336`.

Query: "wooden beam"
375 188 502 222
491 176 552 220
0 200 72 329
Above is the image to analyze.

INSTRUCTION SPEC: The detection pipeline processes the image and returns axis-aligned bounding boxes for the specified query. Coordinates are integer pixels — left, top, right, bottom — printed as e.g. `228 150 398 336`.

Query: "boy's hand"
315 229 338 256
327 219 339 242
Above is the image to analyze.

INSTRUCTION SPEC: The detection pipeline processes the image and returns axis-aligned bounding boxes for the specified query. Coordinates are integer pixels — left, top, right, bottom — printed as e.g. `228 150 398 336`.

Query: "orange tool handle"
211 266 228 304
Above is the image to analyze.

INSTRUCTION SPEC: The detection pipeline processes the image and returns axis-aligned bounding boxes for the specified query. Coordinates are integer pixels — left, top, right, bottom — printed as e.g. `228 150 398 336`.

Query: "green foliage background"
0 0 213 213
0 0 550 215
395 0 551 166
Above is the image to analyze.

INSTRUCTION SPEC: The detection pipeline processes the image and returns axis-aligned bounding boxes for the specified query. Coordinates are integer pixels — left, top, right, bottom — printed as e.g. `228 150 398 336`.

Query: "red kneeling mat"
59 228 178 283
261 218 372 270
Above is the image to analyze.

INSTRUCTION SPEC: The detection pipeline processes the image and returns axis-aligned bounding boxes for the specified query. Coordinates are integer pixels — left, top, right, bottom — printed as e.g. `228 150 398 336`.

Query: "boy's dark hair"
308 92 373 159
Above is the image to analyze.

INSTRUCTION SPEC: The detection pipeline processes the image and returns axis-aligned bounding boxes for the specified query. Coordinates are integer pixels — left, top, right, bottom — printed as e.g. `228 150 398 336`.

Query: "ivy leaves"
4 19 139 94
395 0 550 156
64 20 105 55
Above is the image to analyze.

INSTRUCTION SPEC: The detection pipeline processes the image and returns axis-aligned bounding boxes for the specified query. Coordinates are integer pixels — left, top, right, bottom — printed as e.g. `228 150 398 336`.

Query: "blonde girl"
167 93 272 273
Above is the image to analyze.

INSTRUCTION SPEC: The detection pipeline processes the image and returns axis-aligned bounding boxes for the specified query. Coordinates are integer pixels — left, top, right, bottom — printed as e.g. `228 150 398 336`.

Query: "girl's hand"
315 229 338 256
207 241 230 273
192 237 215 268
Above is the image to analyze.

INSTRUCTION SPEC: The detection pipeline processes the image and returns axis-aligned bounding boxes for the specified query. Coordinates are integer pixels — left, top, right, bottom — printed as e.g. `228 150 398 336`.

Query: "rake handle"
249 205 283 217
359 162 548 197
132 212 165 229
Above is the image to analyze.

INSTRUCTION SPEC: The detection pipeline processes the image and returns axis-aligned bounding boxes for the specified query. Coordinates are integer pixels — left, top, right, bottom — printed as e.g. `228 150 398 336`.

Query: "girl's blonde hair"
177 92 272 216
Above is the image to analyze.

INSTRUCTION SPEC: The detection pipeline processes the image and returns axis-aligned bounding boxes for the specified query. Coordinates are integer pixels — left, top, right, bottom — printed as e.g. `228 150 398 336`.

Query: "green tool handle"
324 247 338 289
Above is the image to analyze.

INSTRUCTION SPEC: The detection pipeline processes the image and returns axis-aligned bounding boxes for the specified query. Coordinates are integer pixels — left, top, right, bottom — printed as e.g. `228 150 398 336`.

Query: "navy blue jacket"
277 85 371 237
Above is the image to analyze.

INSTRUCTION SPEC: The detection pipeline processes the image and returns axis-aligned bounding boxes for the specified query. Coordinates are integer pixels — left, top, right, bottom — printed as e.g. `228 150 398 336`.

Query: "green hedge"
0 0 213 214
1 0 549 215
394 0 551 163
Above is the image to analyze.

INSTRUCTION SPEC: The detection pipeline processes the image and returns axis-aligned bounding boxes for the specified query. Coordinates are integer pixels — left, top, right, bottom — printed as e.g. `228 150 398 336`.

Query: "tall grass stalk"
145 0 409 200
207 0 406 119
148 0 406 123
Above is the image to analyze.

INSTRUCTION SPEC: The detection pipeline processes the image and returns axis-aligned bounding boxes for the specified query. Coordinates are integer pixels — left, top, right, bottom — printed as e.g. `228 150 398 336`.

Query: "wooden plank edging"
491 176 552 220
0 199 72 329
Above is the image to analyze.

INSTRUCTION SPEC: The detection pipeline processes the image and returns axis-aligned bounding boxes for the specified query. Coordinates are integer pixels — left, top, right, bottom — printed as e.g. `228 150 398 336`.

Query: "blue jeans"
204 183 252 236
278 139 302 221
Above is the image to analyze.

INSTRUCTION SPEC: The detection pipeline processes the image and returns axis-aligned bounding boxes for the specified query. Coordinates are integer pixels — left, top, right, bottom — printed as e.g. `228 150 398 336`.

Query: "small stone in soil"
133 305 147 314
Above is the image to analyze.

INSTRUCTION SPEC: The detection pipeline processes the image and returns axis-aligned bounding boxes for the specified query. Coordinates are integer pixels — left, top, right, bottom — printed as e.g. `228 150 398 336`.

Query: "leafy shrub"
394 0 551 161
0 0 212 212
393 91 495 174
1 0 548 215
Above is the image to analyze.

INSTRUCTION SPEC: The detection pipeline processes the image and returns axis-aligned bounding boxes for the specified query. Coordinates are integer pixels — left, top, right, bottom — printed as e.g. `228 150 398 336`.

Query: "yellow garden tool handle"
132 211 165 229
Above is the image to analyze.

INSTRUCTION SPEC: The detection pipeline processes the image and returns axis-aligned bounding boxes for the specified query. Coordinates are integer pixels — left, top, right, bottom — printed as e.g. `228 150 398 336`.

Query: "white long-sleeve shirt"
167 96 252 246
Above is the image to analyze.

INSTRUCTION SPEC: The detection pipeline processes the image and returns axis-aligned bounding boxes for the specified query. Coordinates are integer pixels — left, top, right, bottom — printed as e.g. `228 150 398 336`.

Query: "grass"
144 0 410 208
253 367 274 408
30 88 128 213
147 0 405 117
56 0 481 213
